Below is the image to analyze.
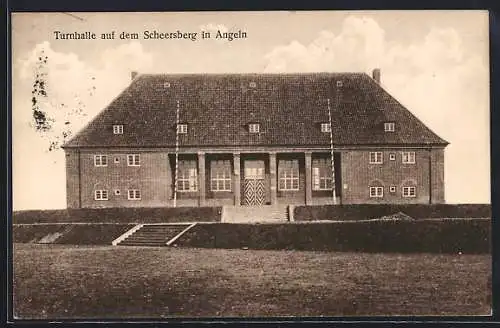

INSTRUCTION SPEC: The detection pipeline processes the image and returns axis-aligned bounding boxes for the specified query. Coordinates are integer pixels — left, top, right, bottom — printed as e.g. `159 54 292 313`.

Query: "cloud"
13 41 155 210
264 16 490 203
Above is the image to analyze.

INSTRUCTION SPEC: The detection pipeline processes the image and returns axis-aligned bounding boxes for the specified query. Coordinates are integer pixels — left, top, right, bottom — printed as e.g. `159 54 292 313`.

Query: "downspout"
428 147 432 204
78 149 82 208
173 100 180 208
327 99 336 204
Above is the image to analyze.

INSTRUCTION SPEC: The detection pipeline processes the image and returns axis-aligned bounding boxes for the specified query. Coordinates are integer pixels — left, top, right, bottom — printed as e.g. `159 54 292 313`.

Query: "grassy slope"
13 244 491 319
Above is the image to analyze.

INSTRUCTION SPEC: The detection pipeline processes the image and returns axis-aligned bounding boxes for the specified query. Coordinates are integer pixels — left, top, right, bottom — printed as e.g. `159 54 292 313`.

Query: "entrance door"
243 160 266 205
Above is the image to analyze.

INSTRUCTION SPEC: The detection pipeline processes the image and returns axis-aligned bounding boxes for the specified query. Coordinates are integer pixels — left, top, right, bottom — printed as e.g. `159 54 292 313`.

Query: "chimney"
131 71 138 80
372 68 381 84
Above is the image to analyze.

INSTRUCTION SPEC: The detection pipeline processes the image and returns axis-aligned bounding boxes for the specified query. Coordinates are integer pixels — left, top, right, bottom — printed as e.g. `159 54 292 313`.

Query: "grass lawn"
13 244 491 319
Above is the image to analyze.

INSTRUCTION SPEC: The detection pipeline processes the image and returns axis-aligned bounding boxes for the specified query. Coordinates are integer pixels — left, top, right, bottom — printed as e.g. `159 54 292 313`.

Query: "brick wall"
65 149 81 208
340 148 445 204
431 148 445 203
79 150 170 208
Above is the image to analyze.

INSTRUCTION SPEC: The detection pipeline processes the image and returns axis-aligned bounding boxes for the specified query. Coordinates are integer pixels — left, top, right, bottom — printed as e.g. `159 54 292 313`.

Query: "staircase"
221 205 289 223
117 224 193 247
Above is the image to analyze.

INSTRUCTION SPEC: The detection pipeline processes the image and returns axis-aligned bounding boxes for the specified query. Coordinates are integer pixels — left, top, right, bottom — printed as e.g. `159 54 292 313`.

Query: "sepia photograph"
11 10 491 319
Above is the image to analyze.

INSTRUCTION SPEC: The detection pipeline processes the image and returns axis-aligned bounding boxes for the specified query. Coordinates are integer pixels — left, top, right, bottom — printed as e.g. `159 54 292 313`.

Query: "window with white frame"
402 151 416 164
389 186 396 193
402 186 417 198
384 122 395 132
211 160 231 192
369 186 384 198
389 153 396 161
320 123 331 133
369 152 383 164
94 155 108 167
94 189 108 200
113 125 123 134
278 159 299 191
249 123 260 133
128 189 141 200
336 80 343 87
177 124 188 134
177 160 198 192
127 154 140 166
312 158 332 190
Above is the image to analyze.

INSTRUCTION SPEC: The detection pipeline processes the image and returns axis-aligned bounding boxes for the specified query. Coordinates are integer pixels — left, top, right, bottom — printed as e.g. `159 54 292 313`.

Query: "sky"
11 11 490 210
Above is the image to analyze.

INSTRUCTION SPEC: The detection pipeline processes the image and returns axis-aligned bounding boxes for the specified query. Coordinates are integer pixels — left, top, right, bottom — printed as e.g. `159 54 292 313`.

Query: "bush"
12 207 222 224
13 224 135 244
294 204 491 221
177 219 491 254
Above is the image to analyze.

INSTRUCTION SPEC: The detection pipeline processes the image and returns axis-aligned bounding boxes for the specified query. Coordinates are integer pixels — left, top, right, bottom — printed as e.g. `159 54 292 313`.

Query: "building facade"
62 70 448 208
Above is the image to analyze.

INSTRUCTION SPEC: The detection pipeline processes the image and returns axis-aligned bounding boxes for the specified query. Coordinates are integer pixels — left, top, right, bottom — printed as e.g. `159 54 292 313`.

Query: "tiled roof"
63 73 448 148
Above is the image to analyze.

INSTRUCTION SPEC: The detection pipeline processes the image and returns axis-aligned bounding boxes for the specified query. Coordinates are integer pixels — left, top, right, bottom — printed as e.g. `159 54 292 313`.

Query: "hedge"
12 207 222 224
12 224 136 244
294 204 491 221
176 219 491 254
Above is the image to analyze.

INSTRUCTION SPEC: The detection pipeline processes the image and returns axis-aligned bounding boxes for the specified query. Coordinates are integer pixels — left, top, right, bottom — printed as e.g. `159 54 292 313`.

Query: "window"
369 152 383 164
389 153 396 161
94 190 108 200
94 155 108 167
249 81 257 88
113 125 123 134
128 189 141 200
177 160 198 192
114 157 120 164
278 160 299 191
114 189 121 196
312 158 332 190
369 186 384 198
177 124 188 134
211 160 232 191
384 122 395 132
249 123 260 133
402 152 416 164
164 82 171 88
389 186 396 193
402 186 416 198
320 123 331 133
127 154 140 166
336 80 343 87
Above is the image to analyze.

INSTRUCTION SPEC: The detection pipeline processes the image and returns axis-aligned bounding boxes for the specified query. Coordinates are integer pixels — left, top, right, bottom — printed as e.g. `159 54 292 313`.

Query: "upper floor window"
336 80 343 87
94 155 108 167
369 186 384 198
113 125 123 134
177 124 188 134
249 81 257 88
94 189 108 201
178 160 198 192
402 186 416 198
278 159 299 191
249 123 260 133
127 154 140 166
384 122 395 132
402 151 416 164
312 158 332 190
128 189 141 200
211 160 232 192
369 152 383 164
320 123 331 133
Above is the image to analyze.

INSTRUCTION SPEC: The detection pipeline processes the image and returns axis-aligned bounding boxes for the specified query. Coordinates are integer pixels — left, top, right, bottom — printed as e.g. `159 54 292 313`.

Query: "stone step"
222 205 289 223
117 224 190 246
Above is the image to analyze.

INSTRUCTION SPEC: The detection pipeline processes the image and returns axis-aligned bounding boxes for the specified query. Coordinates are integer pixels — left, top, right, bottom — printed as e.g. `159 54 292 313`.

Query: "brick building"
62 69 448 209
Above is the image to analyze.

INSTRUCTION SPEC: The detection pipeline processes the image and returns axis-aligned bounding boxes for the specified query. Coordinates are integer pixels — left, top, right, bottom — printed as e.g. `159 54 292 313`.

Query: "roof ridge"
136 72 368 77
